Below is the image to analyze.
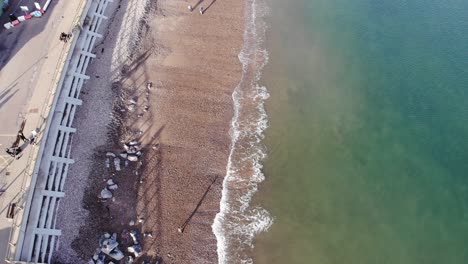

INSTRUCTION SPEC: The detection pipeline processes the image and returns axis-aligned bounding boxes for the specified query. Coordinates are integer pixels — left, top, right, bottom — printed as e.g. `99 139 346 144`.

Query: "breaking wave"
212 0 273 263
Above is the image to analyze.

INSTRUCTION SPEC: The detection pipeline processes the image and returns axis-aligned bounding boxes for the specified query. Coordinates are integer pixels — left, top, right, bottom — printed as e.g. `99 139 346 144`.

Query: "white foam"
212 0 273 263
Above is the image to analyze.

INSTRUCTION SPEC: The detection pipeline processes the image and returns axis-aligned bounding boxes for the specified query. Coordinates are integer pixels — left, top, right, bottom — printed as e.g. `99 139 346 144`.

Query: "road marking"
0 155 13 169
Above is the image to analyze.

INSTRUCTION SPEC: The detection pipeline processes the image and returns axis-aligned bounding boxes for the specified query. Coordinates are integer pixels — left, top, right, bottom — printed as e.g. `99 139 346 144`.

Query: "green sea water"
253 0 468 263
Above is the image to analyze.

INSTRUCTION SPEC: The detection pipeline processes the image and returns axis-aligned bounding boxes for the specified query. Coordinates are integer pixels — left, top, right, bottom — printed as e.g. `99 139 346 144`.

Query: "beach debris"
147 82 153 90
127 244 143 257
114 158 121 171
143 232 153 238
125 256 134 264
129 220 135 226
129 140 139 146
100 188 113 199
143 105 149 112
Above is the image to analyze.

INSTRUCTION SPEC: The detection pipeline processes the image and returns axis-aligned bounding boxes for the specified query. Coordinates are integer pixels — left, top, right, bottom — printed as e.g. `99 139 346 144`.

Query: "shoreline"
54 0 245 263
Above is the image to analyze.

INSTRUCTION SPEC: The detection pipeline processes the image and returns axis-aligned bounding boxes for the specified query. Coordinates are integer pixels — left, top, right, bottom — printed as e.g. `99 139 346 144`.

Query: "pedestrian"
199 6 204 15
59 32 67 42
188 5 192 12
18 131 28 142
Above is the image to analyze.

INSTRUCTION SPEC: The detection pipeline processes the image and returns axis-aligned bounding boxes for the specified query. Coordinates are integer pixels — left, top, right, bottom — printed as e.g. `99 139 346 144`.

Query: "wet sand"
54 0 244 263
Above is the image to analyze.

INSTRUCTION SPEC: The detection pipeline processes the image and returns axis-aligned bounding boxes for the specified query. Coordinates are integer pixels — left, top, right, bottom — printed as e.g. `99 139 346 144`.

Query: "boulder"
100 188 112 199
127 244 142 257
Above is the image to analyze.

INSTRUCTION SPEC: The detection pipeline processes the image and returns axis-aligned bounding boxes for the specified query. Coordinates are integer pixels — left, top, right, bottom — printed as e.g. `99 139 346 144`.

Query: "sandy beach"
53 0 244 263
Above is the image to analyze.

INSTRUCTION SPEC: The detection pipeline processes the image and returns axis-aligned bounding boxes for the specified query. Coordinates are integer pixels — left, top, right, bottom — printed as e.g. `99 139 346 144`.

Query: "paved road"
0 0 84 262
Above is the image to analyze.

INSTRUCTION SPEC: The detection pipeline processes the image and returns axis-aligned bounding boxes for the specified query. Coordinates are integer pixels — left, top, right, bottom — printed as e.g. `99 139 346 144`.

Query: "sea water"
251 0 468 263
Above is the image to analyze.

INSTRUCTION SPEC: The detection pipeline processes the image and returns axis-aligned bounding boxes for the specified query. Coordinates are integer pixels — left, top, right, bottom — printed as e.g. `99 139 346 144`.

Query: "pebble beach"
53 0 244 263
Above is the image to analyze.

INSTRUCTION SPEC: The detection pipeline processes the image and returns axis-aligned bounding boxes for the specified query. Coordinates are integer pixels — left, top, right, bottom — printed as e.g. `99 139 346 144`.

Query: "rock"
130 230 139 244
123 144 130 151
128 146 137 154
108 248 124 261
100 188 113 199
96 256 105 264
127 244 143 257
129 220 135 226
92 248 101 261
129 140 139 146
106 152 116 157
125 256 134 264
114 158 121 171
105 158 110 168
143 232 153 238
147 82 153 89
136 151 142 157
108 184 118 190
107 179 115 185
127 155 138 162
125 160 129 167
101 238 118 255
129 99 137 105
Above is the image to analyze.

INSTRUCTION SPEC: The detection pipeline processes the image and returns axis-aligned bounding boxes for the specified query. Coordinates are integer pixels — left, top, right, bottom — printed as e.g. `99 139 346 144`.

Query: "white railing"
5 0 114 263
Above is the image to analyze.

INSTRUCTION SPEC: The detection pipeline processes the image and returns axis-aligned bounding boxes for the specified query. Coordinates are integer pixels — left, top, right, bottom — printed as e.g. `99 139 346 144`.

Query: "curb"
3 1 48 30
